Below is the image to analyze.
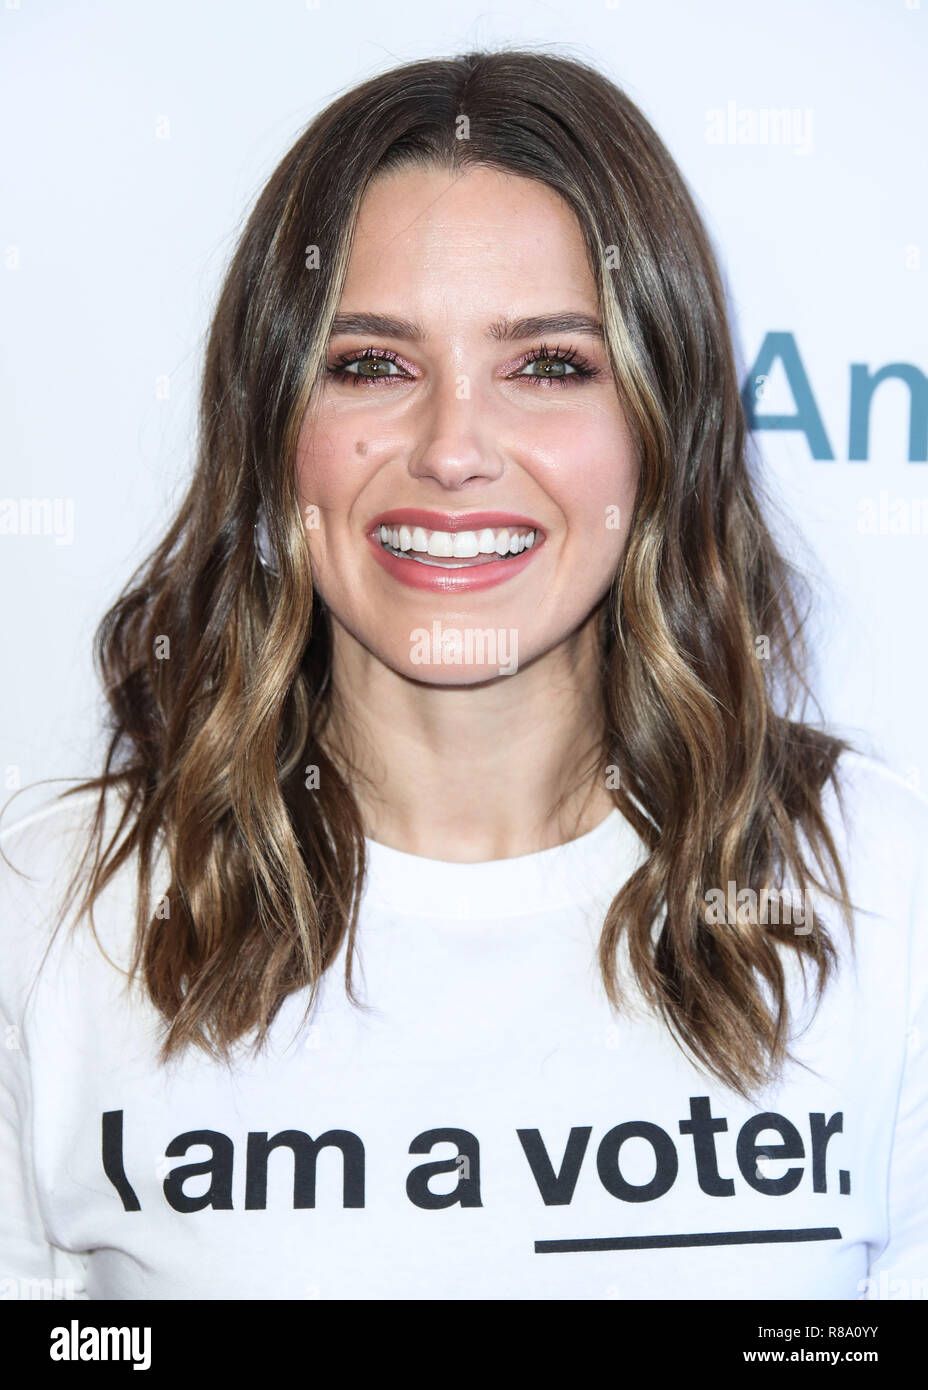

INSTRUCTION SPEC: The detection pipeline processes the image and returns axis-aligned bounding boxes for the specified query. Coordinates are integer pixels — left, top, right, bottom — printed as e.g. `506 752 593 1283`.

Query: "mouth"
374 523 537 568
365 509 546 592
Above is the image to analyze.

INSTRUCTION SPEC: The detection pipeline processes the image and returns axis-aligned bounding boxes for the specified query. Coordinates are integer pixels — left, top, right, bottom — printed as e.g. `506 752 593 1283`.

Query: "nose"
406 370 505 489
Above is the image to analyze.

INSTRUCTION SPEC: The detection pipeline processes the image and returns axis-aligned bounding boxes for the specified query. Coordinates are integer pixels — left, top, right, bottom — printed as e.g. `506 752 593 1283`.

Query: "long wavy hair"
21 49 857 1100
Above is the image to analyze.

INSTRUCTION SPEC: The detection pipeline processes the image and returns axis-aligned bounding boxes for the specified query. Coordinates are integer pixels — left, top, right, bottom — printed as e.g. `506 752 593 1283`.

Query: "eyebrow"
327 312 604 342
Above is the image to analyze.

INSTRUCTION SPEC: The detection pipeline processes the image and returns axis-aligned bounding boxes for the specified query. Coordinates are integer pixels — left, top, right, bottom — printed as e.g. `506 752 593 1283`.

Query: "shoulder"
818 750 928 1004
0 784 132 905
0 783 136 1021
823 750 928 899
0 785 104 870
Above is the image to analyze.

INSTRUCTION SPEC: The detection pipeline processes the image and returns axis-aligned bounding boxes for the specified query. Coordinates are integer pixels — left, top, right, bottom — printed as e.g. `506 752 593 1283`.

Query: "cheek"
294 417 342 509
293 421 359 586
531 416 639 549
294 415 376 526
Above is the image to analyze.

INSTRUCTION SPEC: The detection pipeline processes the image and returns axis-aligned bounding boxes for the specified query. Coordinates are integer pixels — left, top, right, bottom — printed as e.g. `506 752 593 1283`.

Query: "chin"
404 665 521 688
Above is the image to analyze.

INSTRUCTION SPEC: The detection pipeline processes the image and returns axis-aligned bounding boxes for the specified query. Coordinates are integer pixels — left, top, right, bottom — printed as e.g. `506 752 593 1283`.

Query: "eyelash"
324 342 600 388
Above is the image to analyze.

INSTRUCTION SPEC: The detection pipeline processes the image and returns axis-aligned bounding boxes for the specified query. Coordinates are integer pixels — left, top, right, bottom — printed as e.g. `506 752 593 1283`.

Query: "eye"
510 343 597 386
326 348 410 386
518 358 576 378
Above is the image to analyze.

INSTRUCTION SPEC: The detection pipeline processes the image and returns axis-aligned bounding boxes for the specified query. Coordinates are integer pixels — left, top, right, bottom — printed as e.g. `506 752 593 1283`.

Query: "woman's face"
295 163 639 683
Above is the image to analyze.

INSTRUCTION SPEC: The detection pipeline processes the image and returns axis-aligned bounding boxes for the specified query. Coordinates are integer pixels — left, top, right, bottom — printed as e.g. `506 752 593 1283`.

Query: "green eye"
347 357 402 378
512 344 595 385
326 349 410 386
518 357 576 378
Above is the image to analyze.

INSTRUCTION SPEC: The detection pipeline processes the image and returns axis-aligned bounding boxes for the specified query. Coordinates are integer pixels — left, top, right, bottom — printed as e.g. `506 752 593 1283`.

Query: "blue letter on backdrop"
742 332 834 460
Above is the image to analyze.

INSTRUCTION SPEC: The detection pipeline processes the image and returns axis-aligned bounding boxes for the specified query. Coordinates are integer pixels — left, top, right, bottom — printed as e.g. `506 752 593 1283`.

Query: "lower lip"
366 532 543 592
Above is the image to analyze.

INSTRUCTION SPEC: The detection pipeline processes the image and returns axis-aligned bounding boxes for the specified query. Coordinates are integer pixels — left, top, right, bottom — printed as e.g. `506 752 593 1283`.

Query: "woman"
1 50 925 1302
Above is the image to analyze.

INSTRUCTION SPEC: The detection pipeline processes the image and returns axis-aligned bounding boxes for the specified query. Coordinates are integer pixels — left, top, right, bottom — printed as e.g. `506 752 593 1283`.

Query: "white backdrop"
2 0 925 822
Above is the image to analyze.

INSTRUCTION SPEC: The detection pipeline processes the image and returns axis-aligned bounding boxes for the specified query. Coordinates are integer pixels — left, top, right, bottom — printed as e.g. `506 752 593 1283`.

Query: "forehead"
340 164 597 313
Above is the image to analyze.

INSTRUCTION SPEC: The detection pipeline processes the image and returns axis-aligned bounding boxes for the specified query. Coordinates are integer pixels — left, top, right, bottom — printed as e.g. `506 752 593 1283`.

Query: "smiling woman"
1 49 926 1304
297 161 639 856
301 167 635 643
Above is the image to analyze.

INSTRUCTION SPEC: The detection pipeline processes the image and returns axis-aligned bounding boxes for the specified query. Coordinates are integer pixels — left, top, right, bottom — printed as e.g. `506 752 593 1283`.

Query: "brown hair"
16 49 856 1099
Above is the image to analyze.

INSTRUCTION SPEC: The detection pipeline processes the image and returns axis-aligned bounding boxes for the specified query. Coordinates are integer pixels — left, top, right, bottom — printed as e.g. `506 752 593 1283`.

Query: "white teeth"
375 523 539 563
451 531 479 557
427 531 454 557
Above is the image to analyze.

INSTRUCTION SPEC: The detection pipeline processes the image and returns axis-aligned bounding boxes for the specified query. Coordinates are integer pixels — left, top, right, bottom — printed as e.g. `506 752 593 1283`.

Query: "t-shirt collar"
361 807 645 920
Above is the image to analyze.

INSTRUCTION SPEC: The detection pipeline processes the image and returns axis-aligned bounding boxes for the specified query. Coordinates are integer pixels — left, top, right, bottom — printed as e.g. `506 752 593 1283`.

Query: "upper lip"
368 508 544 536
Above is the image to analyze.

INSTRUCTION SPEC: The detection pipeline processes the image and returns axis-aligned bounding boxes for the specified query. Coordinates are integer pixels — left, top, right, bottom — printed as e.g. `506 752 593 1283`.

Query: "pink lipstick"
366 509 545 593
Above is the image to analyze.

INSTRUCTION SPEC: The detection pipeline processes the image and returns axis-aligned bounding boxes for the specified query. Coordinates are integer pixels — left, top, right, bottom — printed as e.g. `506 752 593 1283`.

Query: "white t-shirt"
0 750 925 1301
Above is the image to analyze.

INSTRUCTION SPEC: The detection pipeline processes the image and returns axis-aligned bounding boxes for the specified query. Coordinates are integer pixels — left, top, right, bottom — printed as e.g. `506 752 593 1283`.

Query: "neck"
319 608 613 862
